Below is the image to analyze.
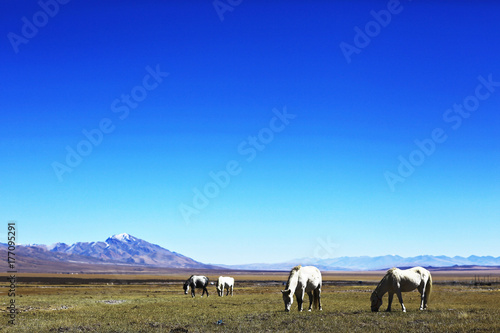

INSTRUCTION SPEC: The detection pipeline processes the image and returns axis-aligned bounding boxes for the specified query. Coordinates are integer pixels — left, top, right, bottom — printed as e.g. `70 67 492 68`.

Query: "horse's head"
281 289 293 312
183 281 189 294
370 291 382 312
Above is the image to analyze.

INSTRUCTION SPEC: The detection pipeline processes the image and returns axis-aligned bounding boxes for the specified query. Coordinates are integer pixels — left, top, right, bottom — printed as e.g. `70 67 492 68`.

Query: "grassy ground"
1 278 500 332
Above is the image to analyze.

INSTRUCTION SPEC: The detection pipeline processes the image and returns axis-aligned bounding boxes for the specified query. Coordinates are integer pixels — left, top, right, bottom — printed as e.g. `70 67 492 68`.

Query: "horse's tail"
425 273 433 303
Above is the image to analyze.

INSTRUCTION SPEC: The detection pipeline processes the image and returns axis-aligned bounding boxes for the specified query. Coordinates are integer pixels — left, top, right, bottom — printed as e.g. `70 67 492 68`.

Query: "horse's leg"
423 285 429 310
307 291 313 311
386 292 394 312
396 289 406 312
317 288 322 311
205 287 209 297
230 285 233 296
297 290 304 312
418 284 425 310
191 286 195 298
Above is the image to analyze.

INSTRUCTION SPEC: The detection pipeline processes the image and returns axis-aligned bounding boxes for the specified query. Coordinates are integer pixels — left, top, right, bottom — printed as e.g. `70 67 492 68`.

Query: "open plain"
1 270 500 332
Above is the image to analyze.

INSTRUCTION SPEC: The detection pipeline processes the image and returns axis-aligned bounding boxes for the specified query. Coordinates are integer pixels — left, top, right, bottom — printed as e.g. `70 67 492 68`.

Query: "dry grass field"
1 271 500 332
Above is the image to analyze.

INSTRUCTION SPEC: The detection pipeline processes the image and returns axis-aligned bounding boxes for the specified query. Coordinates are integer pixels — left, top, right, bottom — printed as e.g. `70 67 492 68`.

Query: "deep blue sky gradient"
1 0 499 264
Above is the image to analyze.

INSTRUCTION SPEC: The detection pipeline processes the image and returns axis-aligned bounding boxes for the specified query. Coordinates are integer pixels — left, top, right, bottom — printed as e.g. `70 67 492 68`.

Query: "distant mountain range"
2 233 499 273
218 255 500 271
2 233 217 271
43 233 211 268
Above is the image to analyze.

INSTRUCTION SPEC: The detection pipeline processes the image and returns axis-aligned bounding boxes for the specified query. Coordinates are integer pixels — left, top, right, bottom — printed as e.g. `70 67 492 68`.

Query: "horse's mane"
184 275 194 286
285 265 302 289
373 268 397 292
385 268 400 281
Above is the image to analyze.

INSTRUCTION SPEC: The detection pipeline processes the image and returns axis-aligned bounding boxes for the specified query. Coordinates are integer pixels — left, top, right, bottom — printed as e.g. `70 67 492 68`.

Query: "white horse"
183 275 210 297
281 265 322 312
370 267 432 312
216 276 234 297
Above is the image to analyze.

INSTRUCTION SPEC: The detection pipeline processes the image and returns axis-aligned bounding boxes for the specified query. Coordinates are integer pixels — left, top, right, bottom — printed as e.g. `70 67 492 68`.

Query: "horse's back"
303 265 322 276
223 276 234 286
407 267 431 281
217 276 234 287
412 266 430 276
393 267 430 292
299 266 322 291
192 275 208 287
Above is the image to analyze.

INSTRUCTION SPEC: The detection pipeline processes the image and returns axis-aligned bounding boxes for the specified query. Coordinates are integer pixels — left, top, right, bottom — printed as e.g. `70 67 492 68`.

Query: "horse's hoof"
308 309 312 312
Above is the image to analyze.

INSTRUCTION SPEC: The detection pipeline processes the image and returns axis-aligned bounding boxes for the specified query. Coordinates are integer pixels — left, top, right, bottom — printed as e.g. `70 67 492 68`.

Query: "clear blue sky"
1 0 499 265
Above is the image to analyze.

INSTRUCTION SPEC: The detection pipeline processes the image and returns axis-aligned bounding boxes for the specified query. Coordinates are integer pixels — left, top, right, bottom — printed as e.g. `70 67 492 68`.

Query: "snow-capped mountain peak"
110 233 136 242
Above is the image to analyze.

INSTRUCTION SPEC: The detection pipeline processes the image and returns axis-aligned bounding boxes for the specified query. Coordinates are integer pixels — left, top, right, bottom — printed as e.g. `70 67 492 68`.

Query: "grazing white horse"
216 276 234 297
281 265 322 312
183 275 210 297
370 267 432 312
